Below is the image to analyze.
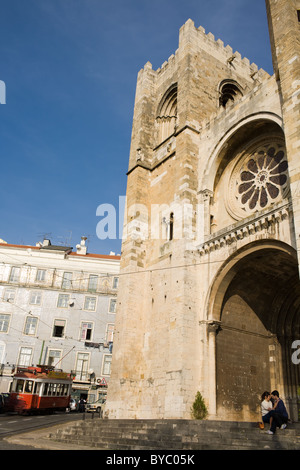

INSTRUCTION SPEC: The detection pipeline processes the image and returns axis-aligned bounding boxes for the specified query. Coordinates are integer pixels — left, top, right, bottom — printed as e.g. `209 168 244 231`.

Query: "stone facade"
106 1 300 421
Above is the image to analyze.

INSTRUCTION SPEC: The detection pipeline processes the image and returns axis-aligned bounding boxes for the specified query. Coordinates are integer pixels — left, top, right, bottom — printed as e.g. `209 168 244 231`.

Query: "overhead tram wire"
0 249 253 284
0 295 111 350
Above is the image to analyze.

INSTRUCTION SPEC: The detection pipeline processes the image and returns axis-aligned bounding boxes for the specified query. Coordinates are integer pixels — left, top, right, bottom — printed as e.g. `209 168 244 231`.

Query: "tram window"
16 379 24 393
43 383 49 395
34 382 41 394
48 383 57 395
24 380 33 393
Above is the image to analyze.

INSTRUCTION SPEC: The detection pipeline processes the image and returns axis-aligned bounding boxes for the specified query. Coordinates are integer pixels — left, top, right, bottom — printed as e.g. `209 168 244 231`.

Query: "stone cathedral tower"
106 0 300 421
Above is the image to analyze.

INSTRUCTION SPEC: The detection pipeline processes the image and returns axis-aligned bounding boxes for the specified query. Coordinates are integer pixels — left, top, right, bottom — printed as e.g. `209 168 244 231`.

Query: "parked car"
66 398 78 412
86 398 106 414
0 394 4 413
0 393 10 413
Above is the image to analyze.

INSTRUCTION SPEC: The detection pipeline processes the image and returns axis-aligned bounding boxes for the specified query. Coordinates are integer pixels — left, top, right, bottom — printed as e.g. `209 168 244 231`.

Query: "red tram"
8 366 73 414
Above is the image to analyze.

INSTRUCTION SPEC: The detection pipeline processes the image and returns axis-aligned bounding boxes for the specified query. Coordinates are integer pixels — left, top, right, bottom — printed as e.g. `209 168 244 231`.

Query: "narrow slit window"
169 212 174 240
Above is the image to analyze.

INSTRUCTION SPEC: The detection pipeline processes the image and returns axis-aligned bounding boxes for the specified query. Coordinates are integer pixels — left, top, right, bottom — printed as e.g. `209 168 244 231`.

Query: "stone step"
48 418 300 450
53 420 298 439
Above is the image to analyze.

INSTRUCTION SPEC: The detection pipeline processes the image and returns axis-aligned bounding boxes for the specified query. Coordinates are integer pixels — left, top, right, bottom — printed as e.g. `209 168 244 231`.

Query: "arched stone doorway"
210 242 300 421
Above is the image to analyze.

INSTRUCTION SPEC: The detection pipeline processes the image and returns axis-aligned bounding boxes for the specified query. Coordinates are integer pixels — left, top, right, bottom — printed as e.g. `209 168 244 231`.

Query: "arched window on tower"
219 80 243 108
156 84 177 144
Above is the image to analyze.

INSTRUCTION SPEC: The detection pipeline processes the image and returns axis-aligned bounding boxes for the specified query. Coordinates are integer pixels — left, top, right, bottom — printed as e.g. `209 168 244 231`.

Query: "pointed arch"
156 83 177 144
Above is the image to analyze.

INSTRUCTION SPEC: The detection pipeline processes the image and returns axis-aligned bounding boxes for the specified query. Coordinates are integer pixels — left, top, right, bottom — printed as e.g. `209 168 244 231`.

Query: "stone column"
207 320 222 417
197 189 214 243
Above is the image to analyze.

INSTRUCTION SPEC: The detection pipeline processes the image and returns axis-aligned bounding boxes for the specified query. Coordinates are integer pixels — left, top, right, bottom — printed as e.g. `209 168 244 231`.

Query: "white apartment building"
0 237 120 403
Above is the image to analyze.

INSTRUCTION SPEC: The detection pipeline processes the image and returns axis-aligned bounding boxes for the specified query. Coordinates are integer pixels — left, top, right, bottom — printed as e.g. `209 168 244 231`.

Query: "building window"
3 288 16 303
18 347 32 366
106 323 114 343
88 274 98 292
0 314 10 333
36 269 46 282
109 298 117 313
0 341 5 364
52 319 66 338
47 349 61 367
24 316 38 336
219 80 243 108
102 355 112 376
57 293 70 308
61 272 72 289
84 296 96 311
297 10 300 22
29 291 42 305
80 322 93 341
112 277 119 289
169 212 174 240
9 266 20 283
75 352 89 381
156 84 177 144
236 142 288 212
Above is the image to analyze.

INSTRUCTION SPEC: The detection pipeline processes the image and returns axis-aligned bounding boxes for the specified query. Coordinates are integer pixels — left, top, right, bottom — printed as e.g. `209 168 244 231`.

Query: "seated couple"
261 390 288 435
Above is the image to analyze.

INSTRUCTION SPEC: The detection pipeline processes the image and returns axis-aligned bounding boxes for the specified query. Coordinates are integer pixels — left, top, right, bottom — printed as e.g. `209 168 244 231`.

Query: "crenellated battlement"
139 18 270 84
178 18 268 80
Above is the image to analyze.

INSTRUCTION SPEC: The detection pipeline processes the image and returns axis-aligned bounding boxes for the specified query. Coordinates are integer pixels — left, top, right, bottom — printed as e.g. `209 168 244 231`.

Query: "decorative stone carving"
198 203 290 255
226 138 289 220
136 148 144 162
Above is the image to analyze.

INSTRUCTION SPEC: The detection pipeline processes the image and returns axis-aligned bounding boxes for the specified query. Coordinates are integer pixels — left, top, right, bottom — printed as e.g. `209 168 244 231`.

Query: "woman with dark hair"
261 391 273 430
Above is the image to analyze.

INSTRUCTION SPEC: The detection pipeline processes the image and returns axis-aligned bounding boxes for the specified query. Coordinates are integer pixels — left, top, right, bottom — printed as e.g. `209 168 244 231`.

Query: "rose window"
226 140 289 220
237 144 288 211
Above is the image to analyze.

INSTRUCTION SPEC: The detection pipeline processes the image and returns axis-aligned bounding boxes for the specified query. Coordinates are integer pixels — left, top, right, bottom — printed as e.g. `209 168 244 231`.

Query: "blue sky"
0 0 273 255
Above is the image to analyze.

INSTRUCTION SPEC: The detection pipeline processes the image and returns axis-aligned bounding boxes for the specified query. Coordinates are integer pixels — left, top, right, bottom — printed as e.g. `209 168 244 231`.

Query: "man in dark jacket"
266 390 288 434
